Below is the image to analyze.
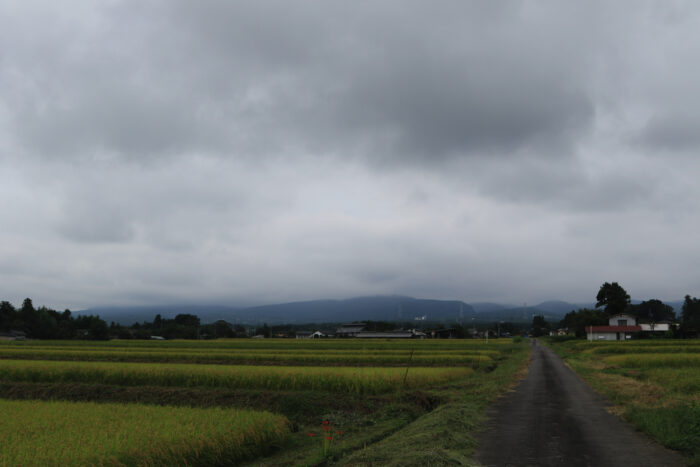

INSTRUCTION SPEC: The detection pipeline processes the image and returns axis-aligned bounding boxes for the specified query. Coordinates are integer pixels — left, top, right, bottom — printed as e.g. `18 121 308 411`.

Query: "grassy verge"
547 339 700 466
331 341 531 466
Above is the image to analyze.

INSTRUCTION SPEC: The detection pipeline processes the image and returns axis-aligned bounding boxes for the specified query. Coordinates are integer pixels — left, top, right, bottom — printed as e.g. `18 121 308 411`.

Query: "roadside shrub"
547 335 579 343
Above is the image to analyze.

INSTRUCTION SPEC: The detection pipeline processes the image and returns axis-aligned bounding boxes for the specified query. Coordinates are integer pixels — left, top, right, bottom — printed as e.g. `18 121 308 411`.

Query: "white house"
586 314 641 341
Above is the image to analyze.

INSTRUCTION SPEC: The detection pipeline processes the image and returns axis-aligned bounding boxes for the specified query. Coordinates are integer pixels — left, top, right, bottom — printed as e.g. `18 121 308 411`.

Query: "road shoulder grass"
336 341 531 466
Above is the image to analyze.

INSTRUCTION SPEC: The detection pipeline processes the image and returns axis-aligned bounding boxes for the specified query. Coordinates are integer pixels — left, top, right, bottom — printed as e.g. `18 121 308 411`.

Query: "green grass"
335 341 531 466
587 344 700 355
624 404 700 460
603 352 700 369
637 368 700 394
0 399 290 466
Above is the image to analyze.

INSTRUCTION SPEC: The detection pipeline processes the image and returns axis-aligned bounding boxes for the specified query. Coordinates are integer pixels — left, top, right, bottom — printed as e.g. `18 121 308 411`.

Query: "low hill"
469 302 513 313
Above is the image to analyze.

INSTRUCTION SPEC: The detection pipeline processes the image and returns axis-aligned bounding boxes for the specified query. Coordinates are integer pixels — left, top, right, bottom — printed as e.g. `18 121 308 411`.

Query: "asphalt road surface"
474 339 686 467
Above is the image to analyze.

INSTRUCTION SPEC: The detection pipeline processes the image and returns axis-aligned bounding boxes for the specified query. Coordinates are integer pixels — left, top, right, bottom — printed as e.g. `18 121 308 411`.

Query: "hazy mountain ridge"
85 296 476 325
85 297 683 326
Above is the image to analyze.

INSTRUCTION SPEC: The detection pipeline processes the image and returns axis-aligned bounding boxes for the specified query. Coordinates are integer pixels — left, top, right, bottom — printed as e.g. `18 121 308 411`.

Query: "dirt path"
474 339 685 467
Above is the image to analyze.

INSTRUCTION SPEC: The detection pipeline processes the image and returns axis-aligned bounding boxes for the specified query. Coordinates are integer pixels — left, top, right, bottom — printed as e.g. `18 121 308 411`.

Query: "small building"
587 314 641 341
0 330 26 341
356 329 426 339
335 323 366 337
296 330 324 339
356 331 413 338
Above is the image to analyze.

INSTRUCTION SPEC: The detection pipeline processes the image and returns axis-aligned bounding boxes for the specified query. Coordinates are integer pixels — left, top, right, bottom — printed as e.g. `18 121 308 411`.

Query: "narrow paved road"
474 340 685 467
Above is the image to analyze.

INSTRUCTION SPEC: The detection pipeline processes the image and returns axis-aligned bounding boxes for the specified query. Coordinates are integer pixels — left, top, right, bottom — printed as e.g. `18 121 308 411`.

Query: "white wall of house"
589 331 616 341
639 323 670 331
587 331 634 341
608 314 637 326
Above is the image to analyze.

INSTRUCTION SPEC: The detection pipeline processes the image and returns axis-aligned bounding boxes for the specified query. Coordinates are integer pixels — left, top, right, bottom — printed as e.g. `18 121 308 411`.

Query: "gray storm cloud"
1 1 700 309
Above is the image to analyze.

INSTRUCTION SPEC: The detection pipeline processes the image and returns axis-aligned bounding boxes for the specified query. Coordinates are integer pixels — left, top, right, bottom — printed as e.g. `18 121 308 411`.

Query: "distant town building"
335 323 367 337
295 330 325 339
356 329 426 339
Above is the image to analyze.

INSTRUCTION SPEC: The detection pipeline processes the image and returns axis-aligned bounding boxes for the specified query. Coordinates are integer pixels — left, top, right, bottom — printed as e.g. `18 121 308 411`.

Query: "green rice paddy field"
0 400 289 466
548 339 700 466
0 338 529 466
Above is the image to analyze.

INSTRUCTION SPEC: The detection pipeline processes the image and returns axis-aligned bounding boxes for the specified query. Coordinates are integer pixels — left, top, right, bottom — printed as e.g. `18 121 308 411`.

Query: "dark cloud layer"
4 1 603 163
2 1 700 308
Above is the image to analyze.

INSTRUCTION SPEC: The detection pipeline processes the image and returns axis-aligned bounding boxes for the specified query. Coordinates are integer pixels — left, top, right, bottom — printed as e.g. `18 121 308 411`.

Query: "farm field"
0 399 289 466
0 359 475 393
548 339 700 466
0 338 529 465
0 341 498 366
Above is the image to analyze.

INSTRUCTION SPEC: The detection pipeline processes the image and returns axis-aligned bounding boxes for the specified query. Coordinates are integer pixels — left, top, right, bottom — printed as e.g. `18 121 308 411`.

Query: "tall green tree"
531 315 549 337
19 298 37 333
681 295 700 335
20 298 34 314
211 320 234 338
0 301 16 331
153 314 163 331
629 299 675 322
560 308 607 337
595 282 630 315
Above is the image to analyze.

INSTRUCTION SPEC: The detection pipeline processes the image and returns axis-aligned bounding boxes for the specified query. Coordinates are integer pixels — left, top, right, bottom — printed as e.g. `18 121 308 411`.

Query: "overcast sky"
2 1 700 310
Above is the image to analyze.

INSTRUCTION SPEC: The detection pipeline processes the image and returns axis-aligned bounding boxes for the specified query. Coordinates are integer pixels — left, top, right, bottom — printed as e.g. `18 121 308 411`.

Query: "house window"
617 319 627 326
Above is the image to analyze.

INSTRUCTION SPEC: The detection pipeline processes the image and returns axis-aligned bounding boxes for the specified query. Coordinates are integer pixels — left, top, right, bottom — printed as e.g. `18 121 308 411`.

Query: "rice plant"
0 399 290 466
0 359 474 394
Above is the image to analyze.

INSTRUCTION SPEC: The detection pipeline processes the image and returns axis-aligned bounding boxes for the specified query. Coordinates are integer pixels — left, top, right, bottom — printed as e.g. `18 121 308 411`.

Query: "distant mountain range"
87 296 475 325
81 296 636 326
85 296 688 326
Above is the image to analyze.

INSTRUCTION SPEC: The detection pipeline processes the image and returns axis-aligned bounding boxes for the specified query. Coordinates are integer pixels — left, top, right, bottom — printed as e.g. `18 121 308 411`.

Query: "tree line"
552 282 700 338
0 299 251 340
0 298 108 340
110 314 248 340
